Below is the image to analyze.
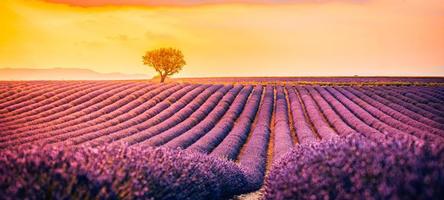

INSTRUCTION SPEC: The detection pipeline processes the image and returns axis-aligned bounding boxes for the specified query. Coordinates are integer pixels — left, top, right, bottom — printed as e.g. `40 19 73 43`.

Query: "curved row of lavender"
0 144 251 199
263 135 444 200
1 82 443 148
2 136 442 199
0 81 443 199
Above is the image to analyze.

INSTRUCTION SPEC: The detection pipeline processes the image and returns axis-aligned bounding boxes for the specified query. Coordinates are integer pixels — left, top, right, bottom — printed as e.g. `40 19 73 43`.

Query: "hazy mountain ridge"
0 68 150 80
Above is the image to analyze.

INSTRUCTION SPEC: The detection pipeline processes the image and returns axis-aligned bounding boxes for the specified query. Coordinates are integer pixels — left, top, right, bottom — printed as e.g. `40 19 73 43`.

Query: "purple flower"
263 135 444 200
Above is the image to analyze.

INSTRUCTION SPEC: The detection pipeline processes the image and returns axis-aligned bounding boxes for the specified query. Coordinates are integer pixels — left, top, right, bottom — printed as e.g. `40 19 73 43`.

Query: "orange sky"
0 0 443 78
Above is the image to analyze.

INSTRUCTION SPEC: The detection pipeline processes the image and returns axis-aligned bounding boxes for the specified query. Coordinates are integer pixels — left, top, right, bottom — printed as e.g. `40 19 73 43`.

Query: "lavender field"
1 80 444 199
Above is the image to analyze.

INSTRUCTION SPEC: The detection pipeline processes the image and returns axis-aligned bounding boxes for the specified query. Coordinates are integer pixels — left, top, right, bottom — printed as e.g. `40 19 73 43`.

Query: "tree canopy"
142 47 186 82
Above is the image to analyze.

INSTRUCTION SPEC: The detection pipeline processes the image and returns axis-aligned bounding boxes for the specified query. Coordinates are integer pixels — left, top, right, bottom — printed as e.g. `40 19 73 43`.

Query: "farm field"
175 76 444 85
1 79 444 199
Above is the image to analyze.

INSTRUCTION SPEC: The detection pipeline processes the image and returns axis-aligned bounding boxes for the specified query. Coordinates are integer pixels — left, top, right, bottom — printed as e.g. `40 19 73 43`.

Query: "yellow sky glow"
0 0 443 78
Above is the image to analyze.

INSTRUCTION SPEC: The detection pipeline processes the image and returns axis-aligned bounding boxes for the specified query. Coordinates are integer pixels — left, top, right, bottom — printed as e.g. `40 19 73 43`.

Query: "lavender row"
296 86 338 140
370 86 444 122
105 85 223 146
0 81 101 120
63 84 200 147
0 82 139 133
0 81 77 109
0 83 168 143
397 86 444 107
210 85 263 160
314 86 386 141
0 81 100 113
236 85 274 189
185 85 253 153
159 86 241 149
286 86 317 144
419 86 444 100
264 135 444 200
356 87 444 130
155 85 242 149
0 82 51 102
2 82 147 132
345 87 444 138
305 86 358 136
368 87 444 123
271 86 293 162
0 84 183 148
409 88 444 114
325 87 420 143
0 144 252 199
0 81 110 116
55 84 186 146
401 86 444 104
127 86 241 146
334 87 440 142
385 86 444 117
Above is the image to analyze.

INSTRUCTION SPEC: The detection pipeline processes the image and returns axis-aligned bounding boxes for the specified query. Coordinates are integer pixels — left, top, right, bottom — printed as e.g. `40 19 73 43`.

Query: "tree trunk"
160 74 166 83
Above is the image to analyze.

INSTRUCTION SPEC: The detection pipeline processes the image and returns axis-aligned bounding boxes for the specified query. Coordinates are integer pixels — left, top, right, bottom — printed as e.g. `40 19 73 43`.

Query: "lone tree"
142 47 186 83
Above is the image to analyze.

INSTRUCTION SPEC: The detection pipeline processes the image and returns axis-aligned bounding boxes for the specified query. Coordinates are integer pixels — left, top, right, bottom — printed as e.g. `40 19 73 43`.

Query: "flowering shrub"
0 144 250 200
263 135 444 200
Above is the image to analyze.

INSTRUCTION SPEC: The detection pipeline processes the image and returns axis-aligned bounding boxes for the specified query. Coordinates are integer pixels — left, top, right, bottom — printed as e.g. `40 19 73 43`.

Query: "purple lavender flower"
263 135 444 200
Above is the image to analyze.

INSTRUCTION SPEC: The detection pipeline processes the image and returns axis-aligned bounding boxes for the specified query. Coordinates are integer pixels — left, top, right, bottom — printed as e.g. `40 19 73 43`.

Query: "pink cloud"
43 0 366 7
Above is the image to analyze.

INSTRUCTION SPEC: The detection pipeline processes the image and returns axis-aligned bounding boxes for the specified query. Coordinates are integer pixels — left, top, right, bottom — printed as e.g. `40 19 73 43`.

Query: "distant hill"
0 68 150 80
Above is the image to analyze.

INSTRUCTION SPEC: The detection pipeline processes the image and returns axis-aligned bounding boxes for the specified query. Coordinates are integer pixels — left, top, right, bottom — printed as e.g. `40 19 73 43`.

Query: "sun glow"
0 0 443 79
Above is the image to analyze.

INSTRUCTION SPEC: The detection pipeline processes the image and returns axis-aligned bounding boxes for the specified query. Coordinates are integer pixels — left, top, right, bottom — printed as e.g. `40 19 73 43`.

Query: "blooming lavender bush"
0 144 250 200
263 135 444 200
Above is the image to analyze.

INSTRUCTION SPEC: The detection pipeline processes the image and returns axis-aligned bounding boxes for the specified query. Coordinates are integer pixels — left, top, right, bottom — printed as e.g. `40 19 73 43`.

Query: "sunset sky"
0 0 443 78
